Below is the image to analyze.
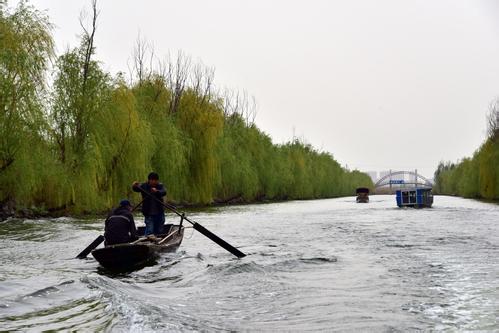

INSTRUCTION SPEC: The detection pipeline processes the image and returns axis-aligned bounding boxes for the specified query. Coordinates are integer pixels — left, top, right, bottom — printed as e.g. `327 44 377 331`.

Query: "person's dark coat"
132 182 167 216
104 206 138 245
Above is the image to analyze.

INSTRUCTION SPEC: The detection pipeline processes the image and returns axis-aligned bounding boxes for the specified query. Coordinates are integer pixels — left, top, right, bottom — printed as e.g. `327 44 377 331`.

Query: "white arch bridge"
374 170 433 194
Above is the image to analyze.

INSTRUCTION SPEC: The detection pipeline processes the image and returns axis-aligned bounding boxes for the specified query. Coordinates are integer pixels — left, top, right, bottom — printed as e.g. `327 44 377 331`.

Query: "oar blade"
193 223 246 258
76 235 105 259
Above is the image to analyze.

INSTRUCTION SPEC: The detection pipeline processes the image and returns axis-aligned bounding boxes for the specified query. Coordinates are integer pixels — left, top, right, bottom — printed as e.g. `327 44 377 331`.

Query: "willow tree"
47 0 127 211
478 141 497 199
435 98 499 200
487 99 499 141
176 89 224 203
216 114 262 201
132 76 190 202
0 1 54 204
481 99 499 199
90 81 155 208
49 0 104 167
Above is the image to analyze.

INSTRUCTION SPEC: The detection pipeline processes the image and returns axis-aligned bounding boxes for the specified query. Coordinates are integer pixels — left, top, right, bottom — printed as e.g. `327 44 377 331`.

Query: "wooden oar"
76 235 105 259
76 199 145 259
158 227 183 245
135 186 246 258
131 237 147 244
131 226 181 245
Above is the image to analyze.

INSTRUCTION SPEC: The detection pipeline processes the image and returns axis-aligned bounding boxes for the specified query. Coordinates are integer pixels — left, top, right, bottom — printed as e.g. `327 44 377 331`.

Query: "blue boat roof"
396 187 432 193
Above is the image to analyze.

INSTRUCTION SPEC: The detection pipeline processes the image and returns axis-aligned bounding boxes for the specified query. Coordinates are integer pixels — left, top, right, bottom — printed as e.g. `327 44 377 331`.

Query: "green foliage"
0 1 373 214
435 139 499 200
437 98 499 200
0 1 54 205
132 77 189 201
215 118 373 202
176 90 225 204
49 45 111 166
478 140 499 199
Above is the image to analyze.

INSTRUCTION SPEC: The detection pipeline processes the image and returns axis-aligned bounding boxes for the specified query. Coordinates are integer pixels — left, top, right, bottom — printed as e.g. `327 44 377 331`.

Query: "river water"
0 195 498 332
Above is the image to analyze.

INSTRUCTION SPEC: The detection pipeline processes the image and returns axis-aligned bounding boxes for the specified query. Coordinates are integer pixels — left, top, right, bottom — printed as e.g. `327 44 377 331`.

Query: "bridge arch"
374 170 433 190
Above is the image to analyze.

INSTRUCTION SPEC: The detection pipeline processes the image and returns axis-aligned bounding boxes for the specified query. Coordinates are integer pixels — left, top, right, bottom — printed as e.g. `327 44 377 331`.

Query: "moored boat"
356 187 370 203
396 187 433 208
91 224 184 271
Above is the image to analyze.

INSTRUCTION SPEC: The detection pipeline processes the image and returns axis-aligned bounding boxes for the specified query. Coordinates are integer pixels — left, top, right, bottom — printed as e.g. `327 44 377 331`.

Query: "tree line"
434 99 499 200
0 1 372 215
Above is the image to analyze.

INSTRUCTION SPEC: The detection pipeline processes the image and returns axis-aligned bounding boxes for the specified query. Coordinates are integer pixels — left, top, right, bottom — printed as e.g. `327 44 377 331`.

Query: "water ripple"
0 195 498 331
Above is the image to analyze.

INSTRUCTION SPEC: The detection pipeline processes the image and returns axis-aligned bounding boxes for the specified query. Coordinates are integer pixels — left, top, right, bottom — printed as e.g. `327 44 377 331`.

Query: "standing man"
132 172 167 236
104 199 138 246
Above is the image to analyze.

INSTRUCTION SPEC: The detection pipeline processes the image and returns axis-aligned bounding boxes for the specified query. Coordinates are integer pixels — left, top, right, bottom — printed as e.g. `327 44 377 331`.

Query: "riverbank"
0 194 355 221
429 193 499 205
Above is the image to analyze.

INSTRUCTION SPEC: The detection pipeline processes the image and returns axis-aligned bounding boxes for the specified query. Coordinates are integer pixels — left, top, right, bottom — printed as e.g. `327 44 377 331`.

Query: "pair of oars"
76 187 246 259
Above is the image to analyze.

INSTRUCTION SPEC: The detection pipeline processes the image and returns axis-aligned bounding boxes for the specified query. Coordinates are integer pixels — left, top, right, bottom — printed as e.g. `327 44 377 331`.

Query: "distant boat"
356 187 369 203
396 188 433 208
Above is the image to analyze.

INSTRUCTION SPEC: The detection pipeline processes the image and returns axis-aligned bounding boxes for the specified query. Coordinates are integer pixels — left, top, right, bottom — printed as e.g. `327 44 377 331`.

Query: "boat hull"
92 224 184 271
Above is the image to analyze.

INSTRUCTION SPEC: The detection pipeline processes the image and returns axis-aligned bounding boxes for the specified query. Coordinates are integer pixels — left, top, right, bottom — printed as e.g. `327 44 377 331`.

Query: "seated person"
104 199 138 246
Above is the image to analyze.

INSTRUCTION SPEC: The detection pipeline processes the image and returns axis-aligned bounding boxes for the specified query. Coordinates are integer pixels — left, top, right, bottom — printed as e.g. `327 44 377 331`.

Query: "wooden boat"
356 187 369 203
396 187 433 208
91 224 184 271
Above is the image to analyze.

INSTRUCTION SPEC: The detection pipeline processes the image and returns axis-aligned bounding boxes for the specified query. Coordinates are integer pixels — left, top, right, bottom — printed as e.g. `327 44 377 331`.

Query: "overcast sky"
12 0 499 178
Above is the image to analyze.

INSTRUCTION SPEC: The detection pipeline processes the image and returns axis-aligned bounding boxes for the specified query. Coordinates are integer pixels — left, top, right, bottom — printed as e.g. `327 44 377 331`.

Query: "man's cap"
148 172 159 180
119 199 131 207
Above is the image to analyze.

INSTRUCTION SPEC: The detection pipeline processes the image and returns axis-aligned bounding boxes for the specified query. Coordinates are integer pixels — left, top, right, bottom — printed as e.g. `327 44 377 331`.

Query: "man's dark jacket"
104 206 138 245
132 182 167 215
